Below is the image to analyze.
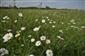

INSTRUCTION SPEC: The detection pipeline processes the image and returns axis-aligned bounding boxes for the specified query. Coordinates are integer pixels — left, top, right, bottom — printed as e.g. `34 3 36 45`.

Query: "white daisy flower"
3 16 8 19
57 36 64 40
29 54 34 56
42 19 45 23
33 26 40 32
60 22 64 24
40 35 46 41
0 48 9 56
70 19 76 24
70 25 74 28
35 41 41 46
3 33 13 42
46 16 49 19
14 20 17 23
21 44 24 47
46 39 51 44
7 29 12 32
18 13 23 17
70 19 75 23
52 25 55 28
59 30 63 33
28 35 32 37
57 36 61 39
6 17 10 19
81 26 85 28
49 21 52 24
47 19 50 21
3 16 7 19
21 27 26 31
31 38 35 42
46 49 53 56
35 19 38 22
15 33 20 37
16 30 21 33
70 25 78 29
53 21 56 24
2 20 6 22
73 22 76 24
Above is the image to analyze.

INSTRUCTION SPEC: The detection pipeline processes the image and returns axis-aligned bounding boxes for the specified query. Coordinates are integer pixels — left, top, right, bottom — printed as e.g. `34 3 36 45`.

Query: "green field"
0 9 85 56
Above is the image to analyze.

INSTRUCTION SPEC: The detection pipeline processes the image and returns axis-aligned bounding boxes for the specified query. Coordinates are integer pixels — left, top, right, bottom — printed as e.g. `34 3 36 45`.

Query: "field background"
0 9 85 56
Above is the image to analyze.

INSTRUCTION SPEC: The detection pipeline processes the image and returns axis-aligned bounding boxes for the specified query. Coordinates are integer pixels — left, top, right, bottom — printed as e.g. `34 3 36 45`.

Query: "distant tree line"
0 6 56 10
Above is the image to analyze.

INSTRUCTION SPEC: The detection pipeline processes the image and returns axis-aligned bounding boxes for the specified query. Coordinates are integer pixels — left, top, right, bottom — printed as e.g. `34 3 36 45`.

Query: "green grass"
0 9 85 56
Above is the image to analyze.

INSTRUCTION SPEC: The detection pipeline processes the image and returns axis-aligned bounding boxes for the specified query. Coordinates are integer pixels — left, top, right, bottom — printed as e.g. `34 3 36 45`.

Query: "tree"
38 2 42 8
46 6 50 9
13 0 16 7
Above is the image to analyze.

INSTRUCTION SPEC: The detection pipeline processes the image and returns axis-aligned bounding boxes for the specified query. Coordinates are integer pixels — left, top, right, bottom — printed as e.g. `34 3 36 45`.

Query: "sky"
0 0 85 10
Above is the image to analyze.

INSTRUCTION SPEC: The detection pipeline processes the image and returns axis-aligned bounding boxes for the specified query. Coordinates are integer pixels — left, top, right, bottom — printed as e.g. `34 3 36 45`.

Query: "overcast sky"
0 0 85 9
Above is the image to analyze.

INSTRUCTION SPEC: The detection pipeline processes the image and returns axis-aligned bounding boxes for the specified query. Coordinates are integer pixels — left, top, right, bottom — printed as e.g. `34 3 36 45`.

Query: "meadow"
0 9 85 56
